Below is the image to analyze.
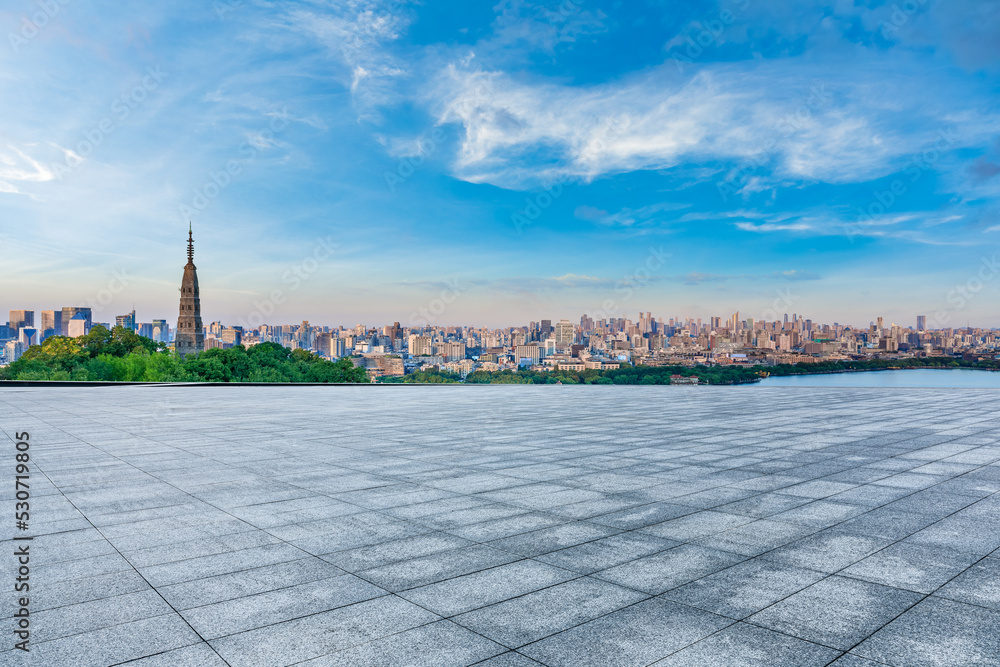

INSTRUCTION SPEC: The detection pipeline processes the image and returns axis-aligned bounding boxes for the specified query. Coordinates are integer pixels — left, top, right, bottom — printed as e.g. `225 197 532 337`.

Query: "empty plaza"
2 385 999 666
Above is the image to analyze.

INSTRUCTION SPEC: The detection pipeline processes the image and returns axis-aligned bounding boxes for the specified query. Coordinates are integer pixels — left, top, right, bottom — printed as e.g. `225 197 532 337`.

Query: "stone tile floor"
1 385 999 666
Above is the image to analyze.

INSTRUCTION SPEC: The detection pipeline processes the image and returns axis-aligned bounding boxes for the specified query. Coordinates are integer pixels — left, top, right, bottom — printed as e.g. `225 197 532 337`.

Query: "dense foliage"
401 370 463 383
765 356 998 376
0 326 368 383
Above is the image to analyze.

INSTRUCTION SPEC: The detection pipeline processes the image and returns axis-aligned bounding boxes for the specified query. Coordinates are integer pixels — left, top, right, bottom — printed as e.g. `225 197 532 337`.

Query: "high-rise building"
443 342 466 361
41 310 62 341
152 319 168 343
18 328 37 348
514 345 540 364
540 319 552 338
8 310 33 333
409 335 432 356
555 319 574 346
4 340 23 363
116 310 136 331
175 224 205 358
60 307 92 335
917 315 927 331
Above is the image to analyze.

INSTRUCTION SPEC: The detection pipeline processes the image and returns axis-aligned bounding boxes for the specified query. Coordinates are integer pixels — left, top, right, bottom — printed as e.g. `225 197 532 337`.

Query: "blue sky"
2 0 999 329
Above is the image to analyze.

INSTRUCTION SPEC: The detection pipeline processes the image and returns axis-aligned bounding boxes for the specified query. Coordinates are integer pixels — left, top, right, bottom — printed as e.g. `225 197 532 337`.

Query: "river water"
757 368 1000 388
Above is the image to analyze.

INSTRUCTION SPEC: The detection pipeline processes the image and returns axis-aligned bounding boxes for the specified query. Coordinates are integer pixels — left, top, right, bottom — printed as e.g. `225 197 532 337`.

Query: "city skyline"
4 226 997 336
4 2 1000 326
4 301 995 336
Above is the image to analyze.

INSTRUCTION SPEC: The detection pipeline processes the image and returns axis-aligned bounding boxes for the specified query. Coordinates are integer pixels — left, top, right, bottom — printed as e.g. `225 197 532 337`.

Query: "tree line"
0 325 368 383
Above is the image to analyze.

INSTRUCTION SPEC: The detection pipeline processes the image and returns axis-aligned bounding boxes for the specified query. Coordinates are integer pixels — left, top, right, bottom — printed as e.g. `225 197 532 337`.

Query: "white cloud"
735 222 814 233
0 143 57 195
429 56 998 190
286 0 413 109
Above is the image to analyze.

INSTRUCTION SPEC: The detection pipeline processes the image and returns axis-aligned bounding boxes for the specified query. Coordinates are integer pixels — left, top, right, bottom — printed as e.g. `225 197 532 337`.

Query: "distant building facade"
68 312 89 338
116 310 137 331
60 307 92 336
41 310 62 341
8 310 33 334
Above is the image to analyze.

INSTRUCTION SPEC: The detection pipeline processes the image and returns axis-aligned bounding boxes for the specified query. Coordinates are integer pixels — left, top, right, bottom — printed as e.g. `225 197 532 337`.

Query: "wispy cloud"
574 202 691 226
428 57 997 190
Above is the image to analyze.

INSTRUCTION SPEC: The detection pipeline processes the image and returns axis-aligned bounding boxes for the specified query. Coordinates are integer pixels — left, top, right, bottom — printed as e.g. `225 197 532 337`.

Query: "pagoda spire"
187 222 194 264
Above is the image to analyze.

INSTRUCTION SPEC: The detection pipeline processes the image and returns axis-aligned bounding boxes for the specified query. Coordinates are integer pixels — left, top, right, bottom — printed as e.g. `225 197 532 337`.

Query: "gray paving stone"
905 516 1000 556
158 557 344 609
447 513 566 541
661 557 826 619
209 595 439 666
357 544 520 591
639 509 754 541
761 529 892 573
452 577 646 647
842 542 981 593
30 569 150 612
487 521 619 557
31 589 172 643
521 598 731 667
595 544 744 594
835 507 938 540
825 654 886 666
588 501 694 529
747 575 923 650
5 386 1000 666
534 532 679 574
472 652 546 666
298 620 505 666
121 643 230 666
935 556 1000 610
770 500 869 528
696 519 815 556
321 532 474 572
30 613 201 667
181 573 385 639
139 542 307 587
651 622 842 666
780 480 859 498
399 559 576 616
853 597 1000 666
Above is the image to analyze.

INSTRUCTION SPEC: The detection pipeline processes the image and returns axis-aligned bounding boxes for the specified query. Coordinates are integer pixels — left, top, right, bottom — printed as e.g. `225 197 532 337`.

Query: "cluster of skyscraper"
0 308 173 364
